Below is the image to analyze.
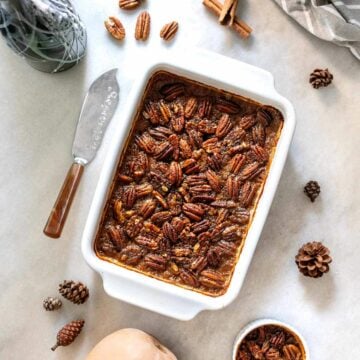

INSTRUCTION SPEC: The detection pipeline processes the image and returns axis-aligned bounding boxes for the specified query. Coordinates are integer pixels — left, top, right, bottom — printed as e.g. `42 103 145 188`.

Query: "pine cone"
295 242 332 278
43 297 62 311
59 280 89 304
51 320 85 351
309 68 333 89
304 180 320 202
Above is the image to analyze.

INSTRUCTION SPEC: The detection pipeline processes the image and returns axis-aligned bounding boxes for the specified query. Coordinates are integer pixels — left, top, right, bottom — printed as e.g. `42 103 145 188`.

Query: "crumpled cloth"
273 0 360 60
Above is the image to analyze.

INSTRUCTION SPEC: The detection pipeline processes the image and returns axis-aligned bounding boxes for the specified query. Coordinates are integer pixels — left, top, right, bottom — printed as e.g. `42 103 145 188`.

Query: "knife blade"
44 69 120 238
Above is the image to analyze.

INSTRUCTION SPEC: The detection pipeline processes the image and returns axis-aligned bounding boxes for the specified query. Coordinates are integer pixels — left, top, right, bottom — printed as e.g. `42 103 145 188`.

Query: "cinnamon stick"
219 0 238 26
203 0 252 39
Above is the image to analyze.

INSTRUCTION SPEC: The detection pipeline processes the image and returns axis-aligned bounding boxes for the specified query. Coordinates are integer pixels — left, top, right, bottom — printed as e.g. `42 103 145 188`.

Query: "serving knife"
44 69 120 238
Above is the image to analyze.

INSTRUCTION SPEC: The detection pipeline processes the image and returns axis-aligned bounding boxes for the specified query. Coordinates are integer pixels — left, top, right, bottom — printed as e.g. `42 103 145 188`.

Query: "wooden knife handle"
43 163 84 238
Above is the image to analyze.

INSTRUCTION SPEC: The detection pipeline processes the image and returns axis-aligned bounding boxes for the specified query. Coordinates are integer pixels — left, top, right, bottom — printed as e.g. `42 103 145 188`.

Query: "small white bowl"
232 319 310 360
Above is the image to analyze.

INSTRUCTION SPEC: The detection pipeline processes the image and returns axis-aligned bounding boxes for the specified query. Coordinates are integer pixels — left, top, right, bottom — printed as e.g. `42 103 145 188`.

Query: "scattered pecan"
104 17 126 40
135 11 150 40
239 181 258 207
139 199 156 219
119 0 140 10
158 100 172 123
206 170 222 192
180 270 199 287
160 21 179 41
227 176 241 200
162 222 178 243
230 154 246 174
108 226 127 250
143 102 161 125
168 161 183 186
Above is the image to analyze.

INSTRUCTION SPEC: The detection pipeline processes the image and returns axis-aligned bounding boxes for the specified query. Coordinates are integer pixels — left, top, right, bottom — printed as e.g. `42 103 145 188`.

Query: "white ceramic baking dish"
81 49 295 321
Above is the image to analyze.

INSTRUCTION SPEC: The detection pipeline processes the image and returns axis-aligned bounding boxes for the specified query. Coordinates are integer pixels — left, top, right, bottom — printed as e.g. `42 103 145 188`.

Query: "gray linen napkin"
273 0 360 60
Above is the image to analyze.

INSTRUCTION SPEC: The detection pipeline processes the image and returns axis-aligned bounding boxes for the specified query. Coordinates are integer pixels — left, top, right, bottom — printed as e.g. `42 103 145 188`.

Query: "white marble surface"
1 1 359 359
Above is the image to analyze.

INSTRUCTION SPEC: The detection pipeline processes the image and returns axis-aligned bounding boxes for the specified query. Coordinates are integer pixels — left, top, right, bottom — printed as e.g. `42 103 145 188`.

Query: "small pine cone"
295 241 332 278
51 320 85 351
43 297 62 311
309 68 333 89
59 280 89 305
304 180 320 202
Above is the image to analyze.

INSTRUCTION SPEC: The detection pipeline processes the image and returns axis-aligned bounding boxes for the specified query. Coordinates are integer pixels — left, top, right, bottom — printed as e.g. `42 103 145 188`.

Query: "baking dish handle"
102 273 205 321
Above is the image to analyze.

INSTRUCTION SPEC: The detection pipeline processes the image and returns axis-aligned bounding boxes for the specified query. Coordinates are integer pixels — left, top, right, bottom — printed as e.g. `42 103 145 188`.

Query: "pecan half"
139 199 156 219
226 176 241 200
202 137 219 153
192 219 210 234
179 138 193 159
216 240 237 256
144 254 167 271
199 269 225 289
190 256 208 273
252 123 266 145
207 152 223 171
162 222 178 243
158 100 172 123
228 208 250 225
113 199 123 222
171 217 188 233
239 181 258 207
118 174 133 183
179 270 199 287
211 200 237 208
143 102 161 125
108 226 127 250
181 158 200 174
198 97 212 118
169 161 183 186
135 236 159 250
119 0 140 10
230 154 246 174
148 126 172 140
182 203 204 221
160 21 179 41
251 144 268 163
207 248 222 267
104 17 126 40
123 186 136 208
135 11 151 41
184 97 198 118
151 211 172 225
240 162 263 180
168 134 180 160
135 132 156 154
282 344 301 360
120 244 143 265
215 98 240 114
216 114 232 138
152 190 168 209
206 170 222 193
198 120 216 134
160 83 185 101
239 114 257 129
216 208 229 224
171 115 185 133
256 107 273 126
154 141 173 160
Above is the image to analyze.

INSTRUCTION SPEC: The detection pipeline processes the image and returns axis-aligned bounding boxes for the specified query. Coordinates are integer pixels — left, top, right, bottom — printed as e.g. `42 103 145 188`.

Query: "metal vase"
0 0 87 73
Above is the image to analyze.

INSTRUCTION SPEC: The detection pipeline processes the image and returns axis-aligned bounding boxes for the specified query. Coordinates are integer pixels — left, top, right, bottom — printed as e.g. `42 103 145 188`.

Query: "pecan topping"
95 72 284 296
144 254 167 271
282 345 301 360
135 11 151 41
160 21 179 41
215 114 232 138
105 17 126 40
160 83 185 101
182 203 204 221
215 98 240 114
119 0 140 10
184 97 198 118
198 97 212 118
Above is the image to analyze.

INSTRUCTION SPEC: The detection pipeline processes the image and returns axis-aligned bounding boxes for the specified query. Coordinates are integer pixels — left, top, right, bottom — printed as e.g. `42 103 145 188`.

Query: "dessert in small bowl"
233 319 309 360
